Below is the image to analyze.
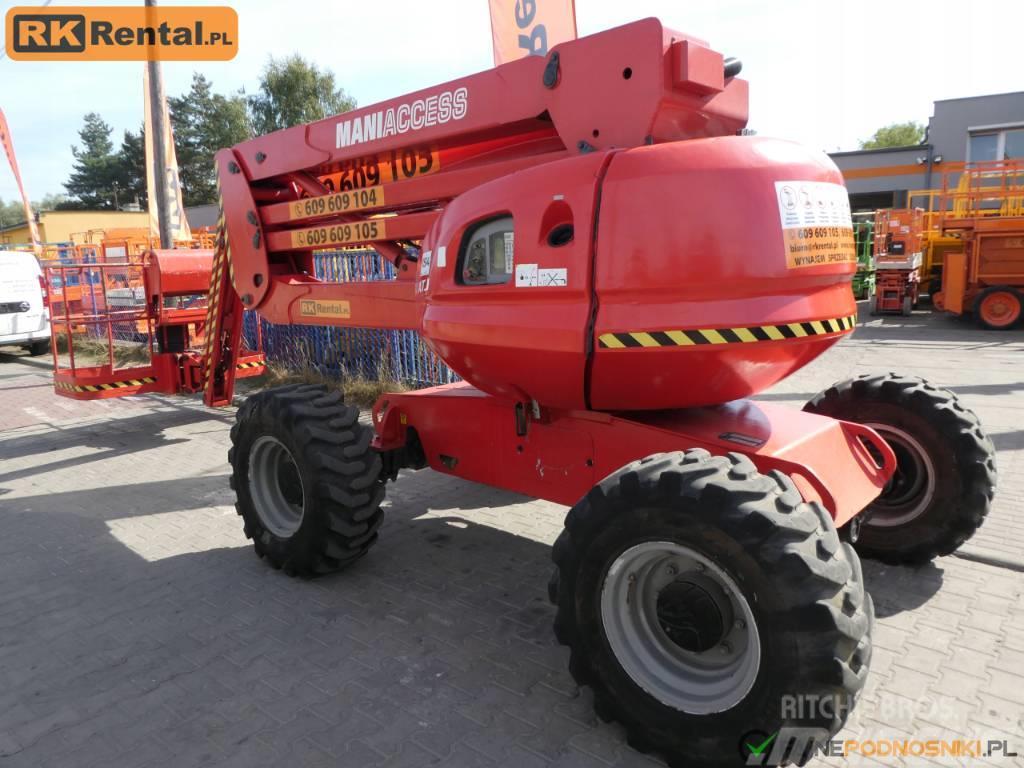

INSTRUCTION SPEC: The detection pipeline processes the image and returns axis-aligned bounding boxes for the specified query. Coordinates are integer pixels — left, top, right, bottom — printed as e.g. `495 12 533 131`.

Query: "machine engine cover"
421 136 857 411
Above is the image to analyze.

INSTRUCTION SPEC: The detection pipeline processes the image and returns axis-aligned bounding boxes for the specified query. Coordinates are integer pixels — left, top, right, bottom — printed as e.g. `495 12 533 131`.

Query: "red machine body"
420 137 856 411
55 17 885 526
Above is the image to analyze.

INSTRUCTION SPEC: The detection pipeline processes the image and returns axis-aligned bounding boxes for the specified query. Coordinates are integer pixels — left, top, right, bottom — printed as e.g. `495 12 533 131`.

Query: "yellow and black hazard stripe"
55 376 157 393
598 314 857 349
201 178 230 385
236 360 264 369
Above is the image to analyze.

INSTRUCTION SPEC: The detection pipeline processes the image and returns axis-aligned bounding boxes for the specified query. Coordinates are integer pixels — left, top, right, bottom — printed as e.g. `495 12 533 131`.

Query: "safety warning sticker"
774 181 856 269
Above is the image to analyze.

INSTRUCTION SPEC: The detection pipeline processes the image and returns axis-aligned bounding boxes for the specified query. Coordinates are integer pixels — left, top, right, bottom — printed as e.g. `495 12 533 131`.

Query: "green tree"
63 113 121 209
247 54 356 136
0 198 27 228
36 193 69 211
0 195 68 228
113 126 147 209
859 121 926 150
169 73 250 205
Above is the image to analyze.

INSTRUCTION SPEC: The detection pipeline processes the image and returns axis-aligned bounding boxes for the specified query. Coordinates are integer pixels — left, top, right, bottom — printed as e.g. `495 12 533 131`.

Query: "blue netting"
243 248 458 388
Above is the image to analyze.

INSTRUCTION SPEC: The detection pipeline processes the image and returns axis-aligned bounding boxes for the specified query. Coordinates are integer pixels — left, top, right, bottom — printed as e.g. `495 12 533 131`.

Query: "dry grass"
54 332 151 367
261 363 408 408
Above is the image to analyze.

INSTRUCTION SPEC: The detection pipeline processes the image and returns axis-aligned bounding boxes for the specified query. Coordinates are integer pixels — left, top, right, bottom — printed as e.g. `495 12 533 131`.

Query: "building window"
459 216 514 285
968 127 1024 162
968 133 999 162
1005 129 1024 160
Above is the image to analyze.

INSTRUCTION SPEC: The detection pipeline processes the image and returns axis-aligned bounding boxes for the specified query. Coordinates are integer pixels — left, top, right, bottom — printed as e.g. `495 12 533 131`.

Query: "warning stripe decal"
598 314 857 349
55 376 157 393
236 361 264 369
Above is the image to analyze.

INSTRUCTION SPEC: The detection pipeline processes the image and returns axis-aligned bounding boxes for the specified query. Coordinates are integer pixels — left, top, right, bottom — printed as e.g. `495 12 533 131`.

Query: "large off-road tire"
229 384 385 577
804 374 996 565
550 450 871 768
976 286 1022 330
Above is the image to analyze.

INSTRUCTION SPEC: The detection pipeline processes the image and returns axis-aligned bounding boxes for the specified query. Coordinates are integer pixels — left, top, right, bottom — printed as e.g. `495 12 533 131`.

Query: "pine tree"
63 113 120 209
115 126 147 209
169 73 250 206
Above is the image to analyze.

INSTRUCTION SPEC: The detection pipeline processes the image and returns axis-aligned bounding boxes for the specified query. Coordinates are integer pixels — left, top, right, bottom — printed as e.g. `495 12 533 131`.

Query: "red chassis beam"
372 384 895 527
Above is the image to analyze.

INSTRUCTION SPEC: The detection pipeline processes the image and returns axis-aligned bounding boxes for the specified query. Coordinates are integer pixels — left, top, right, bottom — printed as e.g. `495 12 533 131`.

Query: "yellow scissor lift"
906 188 966 298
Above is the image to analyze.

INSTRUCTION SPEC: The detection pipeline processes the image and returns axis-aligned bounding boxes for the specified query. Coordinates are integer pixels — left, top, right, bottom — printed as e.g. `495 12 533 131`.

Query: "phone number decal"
289 187 384 221
318 147 439 192
290 220 387 249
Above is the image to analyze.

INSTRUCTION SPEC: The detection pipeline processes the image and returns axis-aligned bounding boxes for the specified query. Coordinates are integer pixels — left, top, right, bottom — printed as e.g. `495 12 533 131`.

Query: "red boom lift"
51 19 996 766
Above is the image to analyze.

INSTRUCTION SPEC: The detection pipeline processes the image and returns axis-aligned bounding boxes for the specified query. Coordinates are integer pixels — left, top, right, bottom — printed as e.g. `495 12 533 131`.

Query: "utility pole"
145 0 172 248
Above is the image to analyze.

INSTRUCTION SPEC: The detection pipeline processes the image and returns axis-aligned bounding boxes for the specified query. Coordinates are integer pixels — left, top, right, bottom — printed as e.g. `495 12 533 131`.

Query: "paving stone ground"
0 307 1022 768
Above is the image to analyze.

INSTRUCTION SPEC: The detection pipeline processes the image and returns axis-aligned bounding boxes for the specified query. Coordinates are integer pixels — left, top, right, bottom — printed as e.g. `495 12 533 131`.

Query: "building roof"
829 143 930 158
933 90 1024 104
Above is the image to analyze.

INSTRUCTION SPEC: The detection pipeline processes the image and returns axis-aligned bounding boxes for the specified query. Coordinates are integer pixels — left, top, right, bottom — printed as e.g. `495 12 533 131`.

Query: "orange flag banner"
489 0 577 66
143 66 192 243
0 108 42 254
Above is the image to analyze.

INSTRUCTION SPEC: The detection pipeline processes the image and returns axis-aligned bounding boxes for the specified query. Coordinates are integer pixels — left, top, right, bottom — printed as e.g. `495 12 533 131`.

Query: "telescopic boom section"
204 17 746 405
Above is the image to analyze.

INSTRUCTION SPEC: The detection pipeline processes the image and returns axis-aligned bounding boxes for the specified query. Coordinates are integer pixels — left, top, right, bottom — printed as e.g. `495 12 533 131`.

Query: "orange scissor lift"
930 161 1024 329
45 248 265 399
869 207 924 315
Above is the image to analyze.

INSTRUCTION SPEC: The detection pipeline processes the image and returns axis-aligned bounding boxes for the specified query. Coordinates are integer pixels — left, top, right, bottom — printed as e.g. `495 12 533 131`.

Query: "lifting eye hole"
592 129 600 139
622 67 633 80
253 273 264 287
548 224 574 247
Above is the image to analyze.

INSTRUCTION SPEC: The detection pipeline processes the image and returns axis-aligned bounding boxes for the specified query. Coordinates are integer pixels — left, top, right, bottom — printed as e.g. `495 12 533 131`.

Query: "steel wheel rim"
864 423 936 527
980 291 1020 327
600 541 761 714
248 435 306 537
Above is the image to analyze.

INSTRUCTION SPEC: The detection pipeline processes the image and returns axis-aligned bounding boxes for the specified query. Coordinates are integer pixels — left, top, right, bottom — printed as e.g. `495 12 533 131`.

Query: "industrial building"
830 90 1024 211
0 209 149 246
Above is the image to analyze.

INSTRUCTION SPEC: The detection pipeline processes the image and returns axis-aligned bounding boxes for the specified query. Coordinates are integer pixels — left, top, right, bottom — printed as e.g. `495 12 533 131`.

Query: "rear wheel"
804 374 996 564
550 450 871 767
28 339 49 356
229 384 385 577
868 294 878 315
901 296 912 316
976 287 1022 330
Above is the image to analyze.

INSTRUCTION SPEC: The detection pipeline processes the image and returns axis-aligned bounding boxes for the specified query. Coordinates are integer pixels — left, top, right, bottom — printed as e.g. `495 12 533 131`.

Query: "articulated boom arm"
203 17 747 406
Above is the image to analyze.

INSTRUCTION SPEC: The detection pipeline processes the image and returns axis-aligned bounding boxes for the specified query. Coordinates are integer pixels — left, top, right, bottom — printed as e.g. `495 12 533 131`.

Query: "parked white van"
0 250 51 356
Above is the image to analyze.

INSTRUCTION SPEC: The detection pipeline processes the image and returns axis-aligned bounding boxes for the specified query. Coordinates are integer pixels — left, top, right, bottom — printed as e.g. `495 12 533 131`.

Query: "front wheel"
550 450 871 767
804 374 996 564
229 384 386 577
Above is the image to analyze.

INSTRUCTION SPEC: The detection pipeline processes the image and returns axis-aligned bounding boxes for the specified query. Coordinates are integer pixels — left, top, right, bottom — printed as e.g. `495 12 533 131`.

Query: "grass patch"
261 363 408 408
54 332 151 367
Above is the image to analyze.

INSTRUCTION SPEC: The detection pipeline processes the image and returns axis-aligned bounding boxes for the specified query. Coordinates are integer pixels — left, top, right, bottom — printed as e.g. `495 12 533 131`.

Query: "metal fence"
46 245 453 387
243 249 458 388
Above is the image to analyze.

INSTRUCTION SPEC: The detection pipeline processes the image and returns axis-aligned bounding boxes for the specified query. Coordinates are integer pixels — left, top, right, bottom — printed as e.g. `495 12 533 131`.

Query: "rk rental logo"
4 5 238 61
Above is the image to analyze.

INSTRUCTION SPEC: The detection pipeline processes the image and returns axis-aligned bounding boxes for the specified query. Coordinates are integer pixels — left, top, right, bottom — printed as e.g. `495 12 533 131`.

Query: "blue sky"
1 0 1023 202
